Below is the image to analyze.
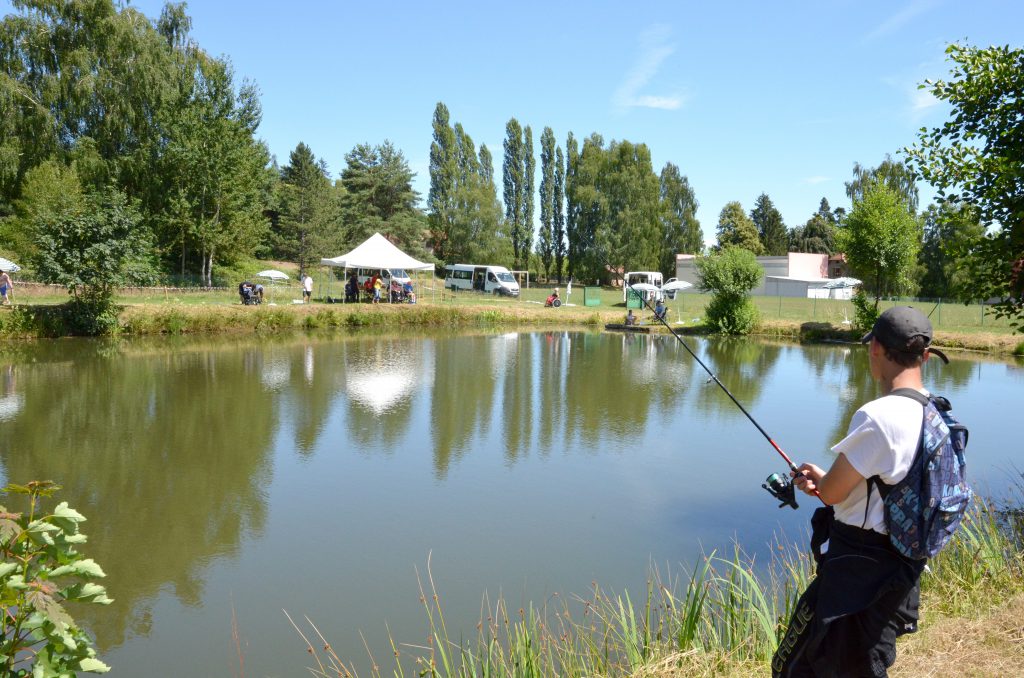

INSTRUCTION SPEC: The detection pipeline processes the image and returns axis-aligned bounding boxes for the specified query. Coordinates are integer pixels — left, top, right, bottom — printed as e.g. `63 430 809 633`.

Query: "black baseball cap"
860 306 949 364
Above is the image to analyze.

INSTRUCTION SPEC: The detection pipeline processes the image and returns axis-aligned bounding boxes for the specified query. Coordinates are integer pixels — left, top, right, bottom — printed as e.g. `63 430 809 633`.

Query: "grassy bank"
0 283 1020 354
291 498 1024 677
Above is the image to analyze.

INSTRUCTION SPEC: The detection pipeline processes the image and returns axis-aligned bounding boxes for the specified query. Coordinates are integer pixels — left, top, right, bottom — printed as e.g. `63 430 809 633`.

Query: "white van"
354 268 412 288
622 271 663 303
444 264 520 297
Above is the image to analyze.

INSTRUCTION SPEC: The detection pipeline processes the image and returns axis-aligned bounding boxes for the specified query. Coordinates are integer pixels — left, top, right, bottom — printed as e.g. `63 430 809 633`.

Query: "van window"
496 272 515 283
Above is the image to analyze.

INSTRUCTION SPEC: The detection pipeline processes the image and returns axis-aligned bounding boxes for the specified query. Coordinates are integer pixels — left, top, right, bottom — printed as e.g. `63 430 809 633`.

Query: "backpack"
865 388 972 560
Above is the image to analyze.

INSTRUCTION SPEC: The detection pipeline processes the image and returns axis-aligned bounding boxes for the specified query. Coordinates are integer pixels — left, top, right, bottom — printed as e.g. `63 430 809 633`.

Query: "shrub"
0 481 113 675
851 288 879 334
696 248 763 335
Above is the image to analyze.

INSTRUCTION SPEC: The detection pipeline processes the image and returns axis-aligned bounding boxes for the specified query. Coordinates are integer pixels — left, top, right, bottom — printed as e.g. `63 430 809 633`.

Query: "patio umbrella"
0 257 21 273
256 269 289 282
661 280 693 293
823 277 862 289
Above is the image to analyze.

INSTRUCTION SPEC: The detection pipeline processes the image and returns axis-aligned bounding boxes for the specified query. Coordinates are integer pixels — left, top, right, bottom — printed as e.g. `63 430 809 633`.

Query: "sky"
4 0 1023 245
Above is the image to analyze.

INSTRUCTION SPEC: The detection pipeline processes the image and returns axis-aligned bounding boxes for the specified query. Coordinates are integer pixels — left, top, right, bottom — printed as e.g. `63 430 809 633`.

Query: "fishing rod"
610 268 824 509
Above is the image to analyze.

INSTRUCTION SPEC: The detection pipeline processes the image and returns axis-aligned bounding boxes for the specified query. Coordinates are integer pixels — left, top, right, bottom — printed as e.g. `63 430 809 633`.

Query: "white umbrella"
823 277 861 289
628 282 660 293
256 269 289 282
661 279 693 293
0 257 21 273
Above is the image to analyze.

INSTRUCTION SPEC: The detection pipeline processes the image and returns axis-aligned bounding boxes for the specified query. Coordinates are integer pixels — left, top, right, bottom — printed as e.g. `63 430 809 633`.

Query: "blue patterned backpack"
865 388 972 560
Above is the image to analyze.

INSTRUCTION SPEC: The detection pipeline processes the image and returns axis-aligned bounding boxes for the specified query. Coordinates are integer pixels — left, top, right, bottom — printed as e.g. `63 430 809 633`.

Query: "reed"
290 497 1022 678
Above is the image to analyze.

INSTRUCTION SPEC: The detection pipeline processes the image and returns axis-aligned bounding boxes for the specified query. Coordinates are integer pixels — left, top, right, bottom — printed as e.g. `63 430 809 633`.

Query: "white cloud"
865 0 939 40
909 87 939 117
613 25 686 112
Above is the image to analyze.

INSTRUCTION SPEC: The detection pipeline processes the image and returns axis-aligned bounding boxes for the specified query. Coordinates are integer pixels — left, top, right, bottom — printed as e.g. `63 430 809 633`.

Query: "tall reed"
290 497 1022 678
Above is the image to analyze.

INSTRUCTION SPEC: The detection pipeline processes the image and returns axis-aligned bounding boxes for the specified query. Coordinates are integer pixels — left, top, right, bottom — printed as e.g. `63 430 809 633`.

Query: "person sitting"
625 309 636 326
654 299 668 321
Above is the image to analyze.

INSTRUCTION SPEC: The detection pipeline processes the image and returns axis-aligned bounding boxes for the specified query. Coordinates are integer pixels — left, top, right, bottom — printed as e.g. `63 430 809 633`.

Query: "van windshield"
496 272 515 283
389 269 408 278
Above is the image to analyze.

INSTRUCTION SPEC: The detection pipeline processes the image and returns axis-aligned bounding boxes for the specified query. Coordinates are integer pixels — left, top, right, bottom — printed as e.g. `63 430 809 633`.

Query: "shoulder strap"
862 388 930 529
889 387 930 406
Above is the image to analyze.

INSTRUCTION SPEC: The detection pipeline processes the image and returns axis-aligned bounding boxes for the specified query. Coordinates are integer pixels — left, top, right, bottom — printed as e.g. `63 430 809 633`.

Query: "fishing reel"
762 472 799 510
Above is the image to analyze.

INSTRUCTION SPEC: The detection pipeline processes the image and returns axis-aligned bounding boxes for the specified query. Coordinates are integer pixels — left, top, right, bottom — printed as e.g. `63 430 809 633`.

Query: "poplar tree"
553 146 566 283
751 193 788 255
537 127 556 278
564 132 580 281
504 119 532 271
522 125 535 272
428 102 458 263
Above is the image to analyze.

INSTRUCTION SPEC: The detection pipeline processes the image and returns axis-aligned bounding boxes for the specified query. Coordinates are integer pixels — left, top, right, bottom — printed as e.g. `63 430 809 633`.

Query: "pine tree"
751 193 788 255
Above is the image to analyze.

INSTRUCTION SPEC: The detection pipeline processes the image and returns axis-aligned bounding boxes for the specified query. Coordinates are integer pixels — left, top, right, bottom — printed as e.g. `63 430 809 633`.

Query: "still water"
0 331 1019 677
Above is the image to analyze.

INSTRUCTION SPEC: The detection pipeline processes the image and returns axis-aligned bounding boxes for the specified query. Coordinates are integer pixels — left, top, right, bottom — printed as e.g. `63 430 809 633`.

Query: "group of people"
623 298 668 326
342 273 415 304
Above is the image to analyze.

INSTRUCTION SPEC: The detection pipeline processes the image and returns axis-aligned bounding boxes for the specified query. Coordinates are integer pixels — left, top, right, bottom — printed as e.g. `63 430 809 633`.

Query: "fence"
669 292 1015 331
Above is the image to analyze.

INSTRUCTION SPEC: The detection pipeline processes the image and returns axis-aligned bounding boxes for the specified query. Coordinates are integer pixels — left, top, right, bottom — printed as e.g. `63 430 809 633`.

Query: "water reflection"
0 333 1015 676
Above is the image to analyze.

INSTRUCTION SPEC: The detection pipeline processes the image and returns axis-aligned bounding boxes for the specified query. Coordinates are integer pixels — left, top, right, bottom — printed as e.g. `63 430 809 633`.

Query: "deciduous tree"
905 42 1024 330
716 201 764 254
659 162 701 277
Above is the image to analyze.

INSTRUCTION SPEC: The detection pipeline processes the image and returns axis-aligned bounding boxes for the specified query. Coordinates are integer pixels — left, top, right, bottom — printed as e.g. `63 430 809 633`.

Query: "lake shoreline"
0 301 1020 355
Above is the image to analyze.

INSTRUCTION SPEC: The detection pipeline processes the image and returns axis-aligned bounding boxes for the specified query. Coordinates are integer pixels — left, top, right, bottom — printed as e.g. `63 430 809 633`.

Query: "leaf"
50 503 86 531
62 582 112 605
77 657 110 673
49 559 105 579
0 562 19 579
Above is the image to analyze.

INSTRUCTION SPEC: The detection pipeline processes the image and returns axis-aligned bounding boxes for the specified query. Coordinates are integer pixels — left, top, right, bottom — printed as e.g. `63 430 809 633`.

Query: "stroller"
239 281 263 305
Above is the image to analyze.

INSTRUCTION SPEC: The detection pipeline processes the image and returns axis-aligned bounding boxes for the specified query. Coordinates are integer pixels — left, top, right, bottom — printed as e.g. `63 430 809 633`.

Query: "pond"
0 331 1019 676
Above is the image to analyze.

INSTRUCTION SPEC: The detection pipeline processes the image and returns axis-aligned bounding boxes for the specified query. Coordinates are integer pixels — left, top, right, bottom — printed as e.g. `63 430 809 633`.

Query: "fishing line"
610 267 824 508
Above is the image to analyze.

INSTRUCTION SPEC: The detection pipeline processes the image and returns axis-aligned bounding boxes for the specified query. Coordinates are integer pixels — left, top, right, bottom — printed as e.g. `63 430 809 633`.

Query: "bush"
705 295 760 334
696 248 763 335
851 288 879 334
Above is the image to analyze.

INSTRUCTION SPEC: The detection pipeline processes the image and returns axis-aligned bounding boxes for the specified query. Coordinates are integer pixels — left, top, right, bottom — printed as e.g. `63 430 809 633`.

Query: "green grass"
288 497 1023 678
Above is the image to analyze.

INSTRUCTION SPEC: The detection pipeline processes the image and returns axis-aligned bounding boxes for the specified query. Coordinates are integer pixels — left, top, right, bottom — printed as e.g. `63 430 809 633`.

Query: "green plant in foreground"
0 481 112 676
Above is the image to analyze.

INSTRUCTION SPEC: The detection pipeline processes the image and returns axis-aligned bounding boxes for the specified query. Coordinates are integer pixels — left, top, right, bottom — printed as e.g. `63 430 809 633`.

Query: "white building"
675 252 853 299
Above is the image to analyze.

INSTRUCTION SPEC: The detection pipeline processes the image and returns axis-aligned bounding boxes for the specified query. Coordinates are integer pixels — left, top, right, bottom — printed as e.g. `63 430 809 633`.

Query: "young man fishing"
772 306 950 678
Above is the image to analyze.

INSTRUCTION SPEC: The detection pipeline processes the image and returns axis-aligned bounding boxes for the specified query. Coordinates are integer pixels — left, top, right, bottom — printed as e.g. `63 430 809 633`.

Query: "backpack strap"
862 388 930 528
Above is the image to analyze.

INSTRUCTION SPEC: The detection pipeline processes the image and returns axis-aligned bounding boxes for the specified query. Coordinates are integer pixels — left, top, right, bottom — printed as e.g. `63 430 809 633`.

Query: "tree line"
1 3 1019 329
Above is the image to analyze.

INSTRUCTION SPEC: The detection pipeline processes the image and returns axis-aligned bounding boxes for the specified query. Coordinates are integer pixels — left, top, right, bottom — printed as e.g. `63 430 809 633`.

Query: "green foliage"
659 162 702 277
340 141 426 260
503 119 535 271
846 154 919 214
564 132 581 282
274 142 338 275
789 199 837 254
696 247 763 334
851 288 879 334
838 182 922 302
537 127 557 278
428 105 505 266
905 43 1024 331
553 146 567 283
751 193 788 256
34 187 148 300
917 202 986 299
0 481 113 676
716 201 764 254
705 295 760 335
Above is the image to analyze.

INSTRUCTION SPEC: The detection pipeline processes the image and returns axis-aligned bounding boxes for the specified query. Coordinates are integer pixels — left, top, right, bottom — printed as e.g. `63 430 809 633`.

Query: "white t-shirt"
303 276 313 292
831 392 925 533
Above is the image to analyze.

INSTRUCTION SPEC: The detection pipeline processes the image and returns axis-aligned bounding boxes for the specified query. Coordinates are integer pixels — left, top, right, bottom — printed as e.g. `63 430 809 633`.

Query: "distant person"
624 309 636 326
0 270 12 305
254 284 265 304
372 275 382 304
654 299 667 321
302 273 313 303
566 279 572 299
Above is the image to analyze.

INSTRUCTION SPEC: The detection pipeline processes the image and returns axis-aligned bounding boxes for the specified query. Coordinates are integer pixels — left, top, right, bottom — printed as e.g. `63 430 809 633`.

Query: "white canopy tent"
320 233 435 302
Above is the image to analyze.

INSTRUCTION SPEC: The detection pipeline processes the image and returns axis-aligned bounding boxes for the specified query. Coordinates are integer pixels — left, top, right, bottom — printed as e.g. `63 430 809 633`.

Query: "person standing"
0 270 13 305
302 273 313 303
773 306 951 678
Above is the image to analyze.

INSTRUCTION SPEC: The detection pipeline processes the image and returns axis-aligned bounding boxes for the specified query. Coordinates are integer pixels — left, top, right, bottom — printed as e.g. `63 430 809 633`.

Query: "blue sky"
5 0 1022 245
